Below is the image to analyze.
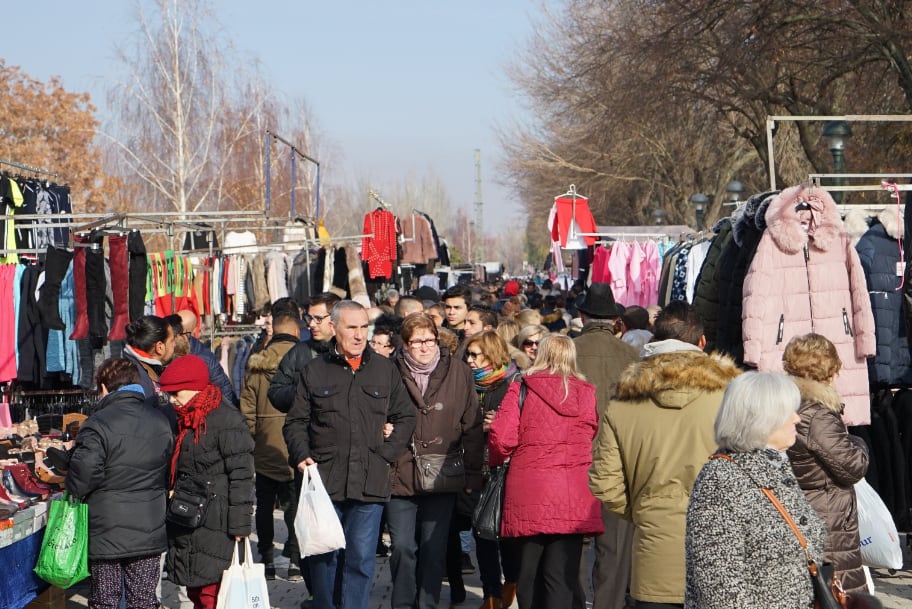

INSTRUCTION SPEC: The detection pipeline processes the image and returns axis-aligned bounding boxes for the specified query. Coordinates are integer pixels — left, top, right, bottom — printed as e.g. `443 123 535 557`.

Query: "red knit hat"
158 354 210 392
503 280 520 297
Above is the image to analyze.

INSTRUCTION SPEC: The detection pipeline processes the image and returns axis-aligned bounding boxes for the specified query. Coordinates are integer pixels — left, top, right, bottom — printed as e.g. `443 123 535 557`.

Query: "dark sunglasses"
522 340 540 348
466 350 483 358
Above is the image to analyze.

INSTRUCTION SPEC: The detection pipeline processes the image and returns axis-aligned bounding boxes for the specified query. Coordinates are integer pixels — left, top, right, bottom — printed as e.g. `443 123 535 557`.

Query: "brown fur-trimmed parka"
787 376 869 593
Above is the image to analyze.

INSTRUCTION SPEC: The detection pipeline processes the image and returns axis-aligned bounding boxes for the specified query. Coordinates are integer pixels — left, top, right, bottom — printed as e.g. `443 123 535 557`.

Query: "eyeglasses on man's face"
305 313 331 325
369 339 392 349
407 338 437 348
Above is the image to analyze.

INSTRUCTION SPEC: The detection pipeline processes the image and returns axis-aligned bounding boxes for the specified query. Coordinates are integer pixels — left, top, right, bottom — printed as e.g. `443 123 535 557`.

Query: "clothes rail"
808 174 912 192
0 157 59 178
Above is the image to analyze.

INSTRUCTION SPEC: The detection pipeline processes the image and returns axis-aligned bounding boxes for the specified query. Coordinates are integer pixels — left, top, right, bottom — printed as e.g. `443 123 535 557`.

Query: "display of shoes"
44 446 72 473
1 469 36 506
5 463 51 499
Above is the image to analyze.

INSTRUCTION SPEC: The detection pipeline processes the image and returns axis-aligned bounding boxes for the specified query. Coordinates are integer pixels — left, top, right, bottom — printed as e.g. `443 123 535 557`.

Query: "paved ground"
61 510 912 609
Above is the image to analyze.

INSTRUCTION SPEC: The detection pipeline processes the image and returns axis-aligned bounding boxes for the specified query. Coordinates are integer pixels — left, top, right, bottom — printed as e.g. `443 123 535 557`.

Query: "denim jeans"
308 500 383 609
386 494 456 609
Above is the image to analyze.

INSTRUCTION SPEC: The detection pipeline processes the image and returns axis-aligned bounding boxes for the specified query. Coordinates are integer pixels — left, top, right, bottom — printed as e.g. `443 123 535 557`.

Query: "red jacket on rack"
362 209 398 279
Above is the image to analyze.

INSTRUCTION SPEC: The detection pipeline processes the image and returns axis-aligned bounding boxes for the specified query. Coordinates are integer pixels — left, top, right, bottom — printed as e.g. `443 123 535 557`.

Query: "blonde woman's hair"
496 318 520 346
524 334 585 399
514 308 542 329
513 324 548 351
465 331 511 369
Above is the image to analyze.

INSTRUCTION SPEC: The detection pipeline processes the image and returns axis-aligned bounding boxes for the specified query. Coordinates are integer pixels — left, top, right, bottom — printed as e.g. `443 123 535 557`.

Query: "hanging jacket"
742 185 876 425
691 218 733 353
855 210 912 386
786 377 868 593
715 191 777 363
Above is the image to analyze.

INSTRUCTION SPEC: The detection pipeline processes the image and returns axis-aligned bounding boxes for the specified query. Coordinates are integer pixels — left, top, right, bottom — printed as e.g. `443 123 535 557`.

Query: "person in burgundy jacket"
489 333 603 609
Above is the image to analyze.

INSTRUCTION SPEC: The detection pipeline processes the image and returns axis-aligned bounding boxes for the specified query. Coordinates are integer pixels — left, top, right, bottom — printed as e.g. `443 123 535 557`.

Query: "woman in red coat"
489 333 603 609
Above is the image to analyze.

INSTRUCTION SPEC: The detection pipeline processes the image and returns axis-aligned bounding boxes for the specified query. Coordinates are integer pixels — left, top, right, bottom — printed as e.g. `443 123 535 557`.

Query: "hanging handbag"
413 450 466 494
472 378 526 540
167 475 212 529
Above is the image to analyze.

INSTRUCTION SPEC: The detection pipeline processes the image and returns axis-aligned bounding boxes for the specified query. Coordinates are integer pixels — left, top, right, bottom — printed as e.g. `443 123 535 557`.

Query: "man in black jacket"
268 292 341 412
283 301 416 609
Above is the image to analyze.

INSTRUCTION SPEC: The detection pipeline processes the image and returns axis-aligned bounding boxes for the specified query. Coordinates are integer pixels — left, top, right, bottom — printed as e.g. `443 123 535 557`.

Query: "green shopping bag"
34 493 90 588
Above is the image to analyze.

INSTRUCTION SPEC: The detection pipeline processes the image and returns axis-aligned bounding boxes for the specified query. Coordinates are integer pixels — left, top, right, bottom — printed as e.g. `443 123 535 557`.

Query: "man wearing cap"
573 283 639 609
283 301 416 609
589 301 740 608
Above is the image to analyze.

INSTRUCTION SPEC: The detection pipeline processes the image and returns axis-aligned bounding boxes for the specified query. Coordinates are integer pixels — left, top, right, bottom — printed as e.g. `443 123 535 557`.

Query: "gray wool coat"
685 449 826 609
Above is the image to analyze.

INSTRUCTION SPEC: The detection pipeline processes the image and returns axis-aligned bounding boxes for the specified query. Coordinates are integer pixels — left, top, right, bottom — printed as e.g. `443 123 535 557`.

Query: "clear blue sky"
2 1 550 233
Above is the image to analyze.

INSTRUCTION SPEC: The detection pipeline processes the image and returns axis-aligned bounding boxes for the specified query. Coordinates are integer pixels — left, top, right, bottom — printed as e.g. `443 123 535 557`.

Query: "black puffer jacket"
66 386 174 560
283 344 416 503
165 400 255 588
691 218 733 354
787 377 869 593
268 338 331 413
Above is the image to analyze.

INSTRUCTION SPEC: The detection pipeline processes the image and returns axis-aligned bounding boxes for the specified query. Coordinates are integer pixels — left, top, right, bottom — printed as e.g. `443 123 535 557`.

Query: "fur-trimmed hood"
842 208 871 246
614 350 741 407
764 185 845 254
877 205 903 240
245 334 298 374
790 375 843 414
732 190 778 247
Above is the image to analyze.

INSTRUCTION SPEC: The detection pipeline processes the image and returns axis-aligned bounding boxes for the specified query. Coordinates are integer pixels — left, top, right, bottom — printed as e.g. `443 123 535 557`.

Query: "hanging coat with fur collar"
855 208 912 386
742 185 876 425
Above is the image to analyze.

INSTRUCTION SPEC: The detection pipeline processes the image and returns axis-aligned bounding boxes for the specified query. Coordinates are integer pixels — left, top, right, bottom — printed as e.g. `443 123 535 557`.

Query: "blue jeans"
386 494 456 609
308 500 384 609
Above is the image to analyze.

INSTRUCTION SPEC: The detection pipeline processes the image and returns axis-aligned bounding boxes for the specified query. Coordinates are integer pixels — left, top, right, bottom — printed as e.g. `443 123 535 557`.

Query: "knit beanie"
158 354 210 392
503 280 520 297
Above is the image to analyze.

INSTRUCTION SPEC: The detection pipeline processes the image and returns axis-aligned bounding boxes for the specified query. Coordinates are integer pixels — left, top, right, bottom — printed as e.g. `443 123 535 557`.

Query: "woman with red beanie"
159 354 255 609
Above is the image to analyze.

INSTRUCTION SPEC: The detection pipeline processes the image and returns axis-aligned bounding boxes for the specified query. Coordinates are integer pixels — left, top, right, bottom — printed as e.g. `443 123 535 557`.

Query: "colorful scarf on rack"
169 384 222 487
473 361 517 396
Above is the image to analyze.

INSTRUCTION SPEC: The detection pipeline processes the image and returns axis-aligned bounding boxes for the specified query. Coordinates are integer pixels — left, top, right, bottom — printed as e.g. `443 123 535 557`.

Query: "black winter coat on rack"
714 191 777 364
691 218 733 354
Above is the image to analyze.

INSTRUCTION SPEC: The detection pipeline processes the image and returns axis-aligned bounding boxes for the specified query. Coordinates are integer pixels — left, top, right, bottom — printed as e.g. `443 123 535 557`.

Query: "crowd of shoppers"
57 275 884 609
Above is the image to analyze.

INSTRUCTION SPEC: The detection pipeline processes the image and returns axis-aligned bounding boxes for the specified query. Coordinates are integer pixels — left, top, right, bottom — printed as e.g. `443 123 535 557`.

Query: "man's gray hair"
714 372 800 452
330 300 366 324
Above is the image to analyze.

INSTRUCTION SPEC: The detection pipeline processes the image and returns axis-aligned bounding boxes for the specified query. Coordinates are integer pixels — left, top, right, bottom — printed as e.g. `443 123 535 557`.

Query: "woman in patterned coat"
686 372 826 609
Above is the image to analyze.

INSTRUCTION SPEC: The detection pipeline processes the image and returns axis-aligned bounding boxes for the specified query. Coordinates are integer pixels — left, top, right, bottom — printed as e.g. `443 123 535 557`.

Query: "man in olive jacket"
240 312 302 580
573 283 639 609
283 301 416 609
589 301 741 608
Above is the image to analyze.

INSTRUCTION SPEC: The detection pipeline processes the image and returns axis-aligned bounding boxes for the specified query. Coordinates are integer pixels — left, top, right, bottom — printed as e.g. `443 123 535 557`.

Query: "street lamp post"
726 180 746 205
821 121 853 204
690 193 710 232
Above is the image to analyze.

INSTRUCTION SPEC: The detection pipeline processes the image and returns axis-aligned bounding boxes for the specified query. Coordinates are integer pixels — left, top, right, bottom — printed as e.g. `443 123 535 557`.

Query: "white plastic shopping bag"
856 478 903 569
294 463 346 557
215 538 271 609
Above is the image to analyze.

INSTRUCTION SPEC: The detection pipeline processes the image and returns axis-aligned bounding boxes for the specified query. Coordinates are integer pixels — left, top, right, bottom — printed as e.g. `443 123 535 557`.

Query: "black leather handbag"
166 475 212 529
472 379 526 540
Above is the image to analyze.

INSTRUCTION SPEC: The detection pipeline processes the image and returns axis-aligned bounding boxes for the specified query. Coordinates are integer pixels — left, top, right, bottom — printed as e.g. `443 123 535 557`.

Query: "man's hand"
297 457 316 471
383 423 394 439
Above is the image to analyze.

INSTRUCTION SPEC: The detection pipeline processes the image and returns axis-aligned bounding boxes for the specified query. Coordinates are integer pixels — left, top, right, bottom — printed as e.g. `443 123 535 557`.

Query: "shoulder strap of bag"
517 378 527 413
709 452 809 556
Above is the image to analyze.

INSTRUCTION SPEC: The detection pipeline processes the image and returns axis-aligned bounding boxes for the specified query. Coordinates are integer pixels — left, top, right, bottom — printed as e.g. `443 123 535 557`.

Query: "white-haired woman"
685 372 825 609
489 334 603 609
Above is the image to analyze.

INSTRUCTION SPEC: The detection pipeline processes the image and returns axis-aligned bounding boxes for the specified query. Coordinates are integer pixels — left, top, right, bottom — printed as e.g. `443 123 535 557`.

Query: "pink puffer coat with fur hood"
742 185 875 425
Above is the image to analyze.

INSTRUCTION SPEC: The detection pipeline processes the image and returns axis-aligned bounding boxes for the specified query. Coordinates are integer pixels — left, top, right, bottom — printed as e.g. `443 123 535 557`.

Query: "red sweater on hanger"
551 195 598 248
362 209 398 279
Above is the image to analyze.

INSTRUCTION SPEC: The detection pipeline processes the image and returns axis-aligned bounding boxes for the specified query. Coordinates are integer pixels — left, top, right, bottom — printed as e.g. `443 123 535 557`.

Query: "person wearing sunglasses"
513 324 548 366
387 313 484 609
463 330 523 609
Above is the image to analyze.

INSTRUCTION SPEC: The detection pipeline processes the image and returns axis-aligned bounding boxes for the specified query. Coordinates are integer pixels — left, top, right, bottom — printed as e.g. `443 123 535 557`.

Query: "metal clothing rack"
265 129 321 219
0 157 60 178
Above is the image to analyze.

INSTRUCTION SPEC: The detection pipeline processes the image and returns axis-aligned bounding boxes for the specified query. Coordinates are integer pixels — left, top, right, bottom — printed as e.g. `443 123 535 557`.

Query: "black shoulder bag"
473 378 526 540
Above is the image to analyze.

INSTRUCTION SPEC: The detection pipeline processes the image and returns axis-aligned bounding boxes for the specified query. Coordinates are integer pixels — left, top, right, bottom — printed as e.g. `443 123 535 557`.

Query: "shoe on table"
461 552 475 574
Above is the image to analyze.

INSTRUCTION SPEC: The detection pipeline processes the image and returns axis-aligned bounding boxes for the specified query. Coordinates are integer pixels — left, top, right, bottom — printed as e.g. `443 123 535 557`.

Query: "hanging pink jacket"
641 240 661 307
608 242 631 306
742 185 876 425
489 373 603 538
